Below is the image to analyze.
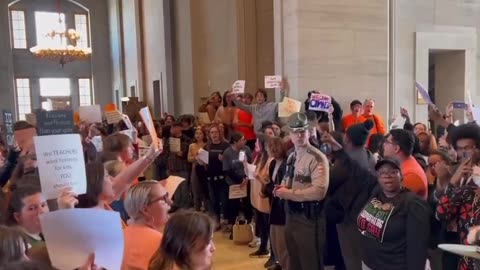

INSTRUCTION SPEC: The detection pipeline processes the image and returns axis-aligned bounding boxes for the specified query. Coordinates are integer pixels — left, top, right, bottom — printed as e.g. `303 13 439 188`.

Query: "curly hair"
447 123 480 150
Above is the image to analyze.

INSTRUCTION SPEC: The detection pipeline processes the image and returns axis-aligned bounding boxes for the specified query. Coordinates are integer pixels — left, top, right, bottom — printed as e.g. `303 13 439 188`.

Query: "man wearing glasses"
382 129 428 200
274 112 329 270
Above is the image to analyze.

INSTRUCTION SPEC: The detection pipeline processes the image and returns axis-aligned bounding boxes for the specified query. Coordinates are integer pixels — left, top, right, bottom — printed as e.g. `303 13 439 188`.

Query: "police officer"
274 112 330 270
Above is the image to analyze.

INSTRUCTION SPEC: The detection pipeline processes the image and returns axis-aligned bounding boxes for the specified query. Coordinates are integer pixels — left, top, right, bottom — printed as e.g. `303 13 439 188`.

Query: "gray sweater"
233 100 280 132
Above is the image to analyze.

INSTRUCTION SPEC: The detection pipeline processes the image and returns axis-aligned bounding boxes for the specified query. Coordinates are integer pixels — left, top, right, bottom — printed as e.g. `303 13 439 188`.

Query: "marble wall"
275 0 390 120
393 0 480 123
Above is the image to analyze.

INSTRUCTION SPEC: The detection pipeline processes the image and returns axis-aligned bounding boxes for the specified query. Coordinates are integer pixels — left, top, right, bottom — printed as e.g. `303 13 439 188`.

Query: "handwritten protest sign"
104 104 123 124
229 184 248 199
309 93 332 112
139 106 159 149
2 110 14 147
415 82 433 105
79 105 102 123
264 75 282 88
37 110 74 136
278 97 302 117
232 80 246 94
34 134 87 199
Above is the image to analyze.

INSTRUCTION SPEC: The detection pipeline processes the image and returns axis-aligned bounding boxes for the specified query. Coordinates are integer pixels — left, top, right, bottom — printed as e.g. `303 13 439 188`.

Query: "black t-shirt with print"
357 188 430 270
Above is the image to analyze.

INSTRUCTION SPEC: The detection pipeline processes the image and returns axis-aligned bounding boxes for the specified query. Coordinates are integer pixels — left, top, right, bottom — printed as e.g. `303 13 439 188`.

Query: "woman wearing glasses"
122 180 172 270
321 133 430 270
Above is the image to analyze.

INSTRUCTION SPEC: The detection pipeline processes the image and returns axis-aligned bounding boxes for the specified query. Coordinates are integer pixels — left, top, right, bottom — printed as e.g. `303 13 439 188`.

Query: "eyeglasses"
383 140 396 146
456 145 476 152
148 193 170 205
377 169 400 177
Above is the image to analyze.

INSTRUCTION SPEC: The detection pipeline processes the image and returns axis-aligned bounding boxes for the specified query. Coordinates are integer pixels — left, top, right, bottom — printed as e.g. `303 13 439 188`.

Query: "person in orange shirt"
383 129 428 200
341 100 366 132
362 98 386 136
122 180 172 270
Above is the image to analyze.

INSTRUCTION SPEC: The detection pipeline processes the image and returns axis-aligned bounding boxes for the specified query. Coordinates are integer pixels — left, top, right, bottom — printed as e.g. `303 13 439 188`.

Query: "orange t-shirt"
341 114 366 131
362 114 386 135
401 156 428 200
122 225 163 270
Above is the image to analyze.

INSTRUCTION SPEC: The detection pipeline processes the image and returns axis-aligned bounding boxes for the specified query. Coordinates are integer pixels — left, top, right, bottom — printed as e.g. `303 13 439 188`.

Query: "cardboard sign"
278 97 302 117
40 209 124 270
14 128 36 151
105 104 122 124
139 106 159 149
79 105 102 123
228 184 248 199
309 93 332 112
264 75 282 88
2 110 14 147
105 111 122 124
415 82 433 104
37 110 74 136
34 134 87 199
198 113 211 124
232 80 246 94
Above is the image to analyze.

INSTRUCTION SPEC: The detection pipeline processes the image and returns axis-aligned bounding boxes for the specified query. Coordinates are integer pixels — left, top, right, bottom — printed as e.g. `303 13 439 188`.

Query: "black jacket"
264 159 287 225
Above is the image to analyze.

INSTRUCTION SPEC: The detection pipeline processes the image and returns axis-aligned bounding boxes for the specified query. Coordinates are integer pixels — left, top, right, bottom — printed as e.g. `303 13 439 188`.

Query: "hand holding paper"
57 187 79 210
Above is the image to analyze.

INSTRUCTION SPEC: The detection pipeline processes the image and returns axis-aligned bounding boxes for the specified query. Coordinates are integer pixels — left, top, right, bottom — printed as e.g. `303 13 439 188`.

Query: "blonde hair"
124 180 159 221
104 160 124 177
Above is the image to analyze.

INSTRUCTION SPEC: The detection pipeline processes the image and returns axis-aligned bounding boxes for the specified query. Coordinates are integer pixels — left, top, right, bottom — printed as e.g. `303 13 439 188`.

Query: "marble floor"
212 232 267 270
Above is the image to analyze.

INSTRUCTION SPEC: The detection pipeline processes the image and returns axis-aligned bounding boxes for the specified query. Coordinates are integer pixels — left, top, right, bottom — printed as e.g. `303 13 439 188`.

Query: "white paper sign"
122 114 134 130
278 97 302 117
91 136 103 152
232 80 246 94
264 75 282 88
246 163 256 180
34 134 87 199
239 150 246 162
139 107 159 149
169 137 181 153
229 184 248 199
163 176 186 198
197 148 209 164
389 116 406 130
309 93 332 112
40 209 124 270
79 105 102 123
105 110 123 124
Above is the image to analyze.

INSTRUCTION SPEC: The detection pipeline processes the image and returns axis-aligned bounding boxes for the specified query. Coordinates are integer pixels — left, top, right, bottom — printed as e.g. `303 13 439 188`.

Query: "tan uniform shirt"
281 144 329 202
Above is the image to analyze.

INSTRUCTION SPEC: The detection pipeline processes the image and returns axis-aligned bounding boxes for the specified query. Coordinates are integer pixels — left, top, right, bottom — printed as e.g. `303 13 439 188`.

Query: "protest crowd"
3 77 480 270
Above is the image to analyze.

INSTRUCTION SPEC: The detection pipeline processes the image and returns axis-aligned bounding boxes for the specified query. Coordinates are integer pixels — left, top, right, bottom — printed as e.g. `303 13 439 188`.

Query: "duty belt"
287 201 324 219
207 175 225 181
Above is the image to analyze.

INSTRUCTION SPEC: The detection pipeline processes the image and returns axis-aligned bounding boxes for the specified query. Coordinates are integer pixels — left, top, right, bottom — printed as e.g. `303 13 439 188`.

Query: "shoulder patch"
306 144 326 162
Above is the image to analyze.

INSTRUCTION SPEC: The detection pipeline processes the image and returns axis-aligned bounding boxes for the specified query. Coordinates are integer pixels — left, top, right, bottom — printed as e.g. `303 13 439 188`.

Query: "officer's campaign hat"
286 112 313 133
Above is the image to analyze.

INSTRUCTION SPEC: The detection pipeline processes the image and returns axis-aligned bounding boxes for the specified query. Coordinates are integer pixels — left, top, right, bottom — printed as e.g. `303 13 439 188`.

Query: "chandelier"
30 14 91 67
